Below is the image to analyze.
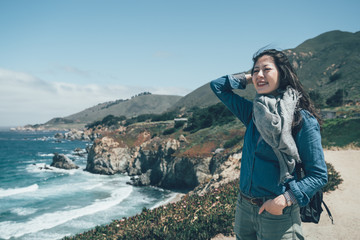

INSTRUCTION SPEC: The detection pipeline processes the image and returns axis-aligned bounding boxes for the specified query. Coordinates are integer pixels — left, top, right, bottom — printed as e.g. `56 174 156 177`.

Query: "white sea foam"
84 183 104 190
10 207 38 216
150 192 180 209
0 186 133 239
0 184 39 198
33 136 53 141
26 163 79 175
37 153 54 157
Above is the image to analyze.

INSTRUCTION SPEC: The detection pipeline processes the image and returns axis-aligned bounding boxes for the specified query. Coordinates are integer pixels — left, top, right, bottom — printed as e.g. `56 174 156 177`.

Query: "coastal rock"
86 133 216 190
131 170 152 186
178 134 188 143
85 124 241 192
51 153 79 170
85 136 131 175
55 129 99 141
190 152 242 196
54 133 64 139
73 148 86 157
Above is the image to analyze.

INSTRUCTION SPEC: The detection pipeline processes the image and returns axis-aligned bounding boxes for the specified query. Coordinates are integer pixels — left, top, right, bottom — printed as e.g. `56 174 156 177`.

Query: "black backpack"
295 162 333 224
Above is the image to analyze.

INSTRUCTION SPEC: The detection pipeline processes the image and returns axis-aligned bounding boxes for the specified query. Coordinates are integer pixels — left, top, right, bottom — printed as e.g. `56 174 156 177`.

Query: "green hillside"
286 30 360 106
173 30 360 111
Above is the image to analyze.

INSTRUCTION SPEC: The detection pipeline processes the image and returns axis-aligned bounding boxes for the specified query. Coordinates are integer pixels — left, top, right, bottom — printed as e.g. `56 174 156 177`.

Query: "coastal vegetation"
64 161 341 240
322 117 360 148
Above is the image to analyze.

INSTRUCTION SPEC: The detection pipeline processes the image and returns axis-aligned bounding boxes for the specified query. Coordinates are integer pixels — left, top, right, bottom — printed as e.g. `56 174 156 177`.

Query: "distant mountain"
42 94 182 128
173 30 360 111
35 30 360 130
170 80 256 111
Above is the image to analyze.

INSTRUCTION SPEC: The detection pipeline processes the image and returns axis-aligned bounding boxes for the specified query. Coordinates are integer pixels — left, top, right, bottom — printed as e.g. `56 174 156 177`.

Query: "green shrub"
321 118 360 148
86 115 126 129
323 162 343 193
309 90 323 108
163 128 176 135
174 120 186 129
185 103 235 133
329 72 341 82
224 136 243 148
326 89 347 107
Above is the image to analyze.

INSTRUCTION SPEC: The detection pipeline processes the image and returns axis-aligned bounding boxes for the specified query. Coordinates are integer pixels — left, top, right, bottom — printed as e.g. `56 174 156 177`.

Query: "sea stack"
51 153 79 170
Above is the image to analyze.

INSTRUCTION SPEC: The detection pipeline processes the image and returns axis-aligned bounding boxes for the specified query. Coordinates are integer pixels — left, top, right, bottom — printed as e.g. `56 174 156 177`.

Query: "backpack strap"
322 200 334 224
295 161 334 224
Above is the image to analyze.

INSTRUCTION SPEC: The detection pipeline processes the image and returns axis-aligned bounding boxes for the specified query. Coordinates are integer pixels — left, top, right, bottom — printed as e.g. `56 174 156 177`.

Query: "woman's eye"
253 70 259 73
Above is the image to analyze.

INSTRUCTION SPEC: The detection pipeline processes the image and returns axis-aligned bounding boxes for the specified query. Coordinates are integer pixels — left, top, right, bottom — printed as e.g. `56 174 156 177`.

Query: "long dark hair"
251 49 322 133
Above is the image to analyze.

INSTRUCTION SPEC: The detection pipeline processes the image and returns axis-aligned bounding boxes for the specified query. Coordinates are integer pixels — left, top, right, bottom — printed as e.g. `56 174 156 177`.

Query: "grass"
321 117 360 148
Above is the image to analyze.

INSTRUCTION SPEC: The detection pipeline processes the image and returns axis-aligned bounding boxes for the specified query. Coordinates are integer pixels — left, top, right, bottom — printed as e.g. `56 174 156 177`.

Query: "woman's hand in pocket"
258 194 287 215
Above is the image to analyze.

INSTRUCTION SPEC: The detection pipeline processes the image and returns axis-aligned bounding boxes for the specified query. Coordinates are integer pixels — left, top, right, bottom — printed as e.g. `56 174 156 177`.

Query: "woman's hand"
258 194 287 215
245 74 252 84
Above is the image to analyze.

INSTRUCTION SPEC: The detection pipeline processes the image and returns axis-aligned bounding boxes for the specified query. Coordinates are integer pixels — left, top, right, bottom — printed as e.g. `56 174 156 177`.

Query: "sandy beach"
212 150 360 240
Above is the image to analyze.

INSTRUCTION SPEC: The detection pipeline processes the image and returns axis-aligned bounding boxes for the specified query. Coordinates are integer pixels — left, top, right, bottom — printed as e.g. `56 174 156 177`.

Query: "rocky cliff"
85 123 242 191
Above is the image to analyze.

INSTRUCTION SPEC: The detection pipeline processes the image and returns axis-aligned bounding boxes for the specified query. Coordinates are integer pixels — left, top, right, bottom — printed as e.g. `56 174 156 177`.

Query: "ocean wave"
0 186 133 239
26 163 79 175
33 136 54 142
10 207 38 216
0 184 39 198
37 153 55 157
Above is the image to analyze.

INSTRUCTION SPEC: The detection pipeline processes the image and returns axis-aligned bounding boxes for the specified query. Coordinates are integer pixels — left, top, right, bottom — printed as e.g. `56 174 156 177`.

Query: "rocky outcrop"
51 153 79 169
86 131 241 191
55 129 100 141
85 136 131 175
189 152 241 196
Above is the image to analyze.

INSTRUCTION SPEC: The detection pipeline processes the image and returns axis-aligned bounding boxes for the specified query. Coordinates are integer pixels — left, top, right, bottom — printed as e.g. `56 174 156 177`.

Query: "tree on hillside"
326 89 347 107
309 90 323 108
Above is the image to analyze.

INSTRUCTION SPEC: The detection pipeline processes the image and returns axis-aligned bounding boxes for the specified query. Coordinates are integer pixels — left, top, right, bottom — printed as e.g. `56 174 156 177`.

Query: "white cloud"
59 65 91 78
0 68 190 127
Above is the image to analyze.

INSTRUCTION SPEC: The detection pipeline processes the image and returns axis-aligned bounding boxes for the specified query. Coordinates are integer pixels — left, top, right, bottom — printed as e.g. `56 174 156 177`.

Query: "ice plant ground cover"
64 180 239 240
64 162 341 240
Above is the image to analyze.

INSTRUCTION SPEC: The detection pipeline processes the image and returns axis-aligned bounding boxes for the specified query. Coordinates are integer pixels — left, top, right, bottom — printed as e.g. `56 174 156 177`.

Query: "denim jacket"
210 74 328 206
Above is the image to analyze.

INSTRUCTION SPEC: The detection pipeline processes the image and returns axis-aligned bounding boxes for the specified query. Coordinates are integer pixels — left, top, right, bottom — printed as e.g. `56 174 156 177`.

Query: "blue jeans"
235 194 304 240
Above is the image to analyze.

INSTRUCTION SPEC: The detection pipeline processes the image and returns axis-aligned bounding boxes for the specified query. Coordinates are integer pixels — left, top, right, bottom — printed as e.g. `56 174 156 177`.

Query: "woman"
210 49 328 240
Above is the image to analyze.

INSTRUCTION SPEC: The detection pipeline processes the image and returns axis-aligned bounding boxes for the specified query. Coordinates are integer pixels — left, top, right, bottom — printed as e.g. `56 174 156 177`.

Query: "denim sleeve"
288 111 328 207
209 74 253 126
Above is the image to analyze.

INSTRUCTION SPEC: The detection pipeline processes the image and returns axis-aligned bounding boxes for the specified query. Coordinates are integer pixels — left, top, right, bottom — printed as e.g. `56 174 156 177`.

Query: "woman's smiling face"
252 55 280 95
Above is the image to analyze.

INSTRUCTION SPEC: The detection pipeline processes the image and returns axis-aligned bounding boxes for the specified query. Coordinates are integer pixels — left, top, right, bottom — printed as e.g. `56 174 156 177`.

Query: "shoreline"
149 192 186 210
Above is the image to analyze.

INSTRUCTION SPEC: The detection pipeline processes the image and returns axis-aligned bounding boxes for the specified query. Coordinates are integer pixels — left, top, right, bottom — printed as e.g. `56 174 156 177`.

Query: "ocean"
0 129 176 240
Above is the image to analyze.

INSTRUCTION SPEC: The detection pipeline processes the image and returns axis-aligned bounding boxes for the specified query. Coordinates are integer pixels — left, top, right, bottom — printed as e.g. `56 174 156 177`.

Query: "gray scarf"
253 86 301 184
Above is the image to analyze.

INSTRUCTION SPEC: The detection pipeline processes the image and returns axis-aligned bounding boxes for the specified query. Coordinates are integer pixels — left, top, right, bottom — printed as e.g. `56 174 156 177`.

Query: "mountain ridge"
172 30 360 111
24 29 360 130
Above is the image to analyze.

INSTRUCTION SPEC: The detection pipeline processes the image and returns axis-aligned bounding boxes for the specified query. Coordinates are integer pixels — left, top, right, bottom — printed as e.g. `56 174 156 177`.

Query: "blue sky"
1 0 359 126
